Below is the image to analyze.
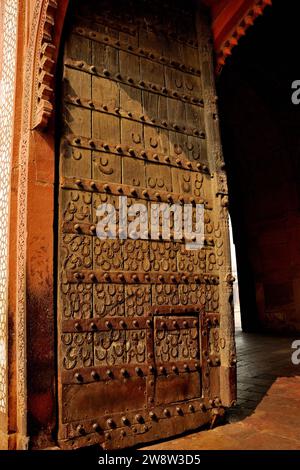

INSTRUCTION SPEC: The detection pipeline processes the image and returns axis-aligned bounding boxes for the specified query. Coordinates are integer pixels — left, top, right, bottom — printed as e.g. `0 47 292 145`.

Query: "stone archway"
4 0 272 450
12 0 69 449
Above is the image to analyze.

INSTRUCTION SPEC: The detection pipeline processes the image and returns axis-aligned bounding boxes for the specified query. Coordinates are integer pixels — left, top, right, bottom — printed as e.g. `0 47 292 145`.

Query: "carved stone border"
31 0 58 130
216 0 272 73
17 0 47 448
17 0 69 448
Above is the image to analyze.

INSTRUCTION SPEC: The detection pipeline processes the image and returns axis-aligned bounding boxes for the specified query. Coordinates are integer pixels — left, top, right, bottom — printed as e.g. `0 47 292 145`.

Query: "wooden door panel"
153 312 201 404
62 378 147 423
61 146 92 179
92 151 121 183
155 373 201 405
185 103 204 130
92 76 119 108
61 189 92 225
139 29 164 56
144 126 169 155
121 119 144 148
142 91 168 123
184 74 202 96
93 284 125 318
120 85 143 116
91 193 120 225
65 33 91 63
186 135 208 164
162 38 183 63
64 68 91 102
60 234 93 272
125 285 152 317
140 60 165 87
146 162 172 192
167 99 187 129
165 68 185 94
182 46 200 74
64 104 91 138
92 41 119 75
119 50 140 81
93 239 124 271
122 157 145 187
57 0 235 450
92 112 120 142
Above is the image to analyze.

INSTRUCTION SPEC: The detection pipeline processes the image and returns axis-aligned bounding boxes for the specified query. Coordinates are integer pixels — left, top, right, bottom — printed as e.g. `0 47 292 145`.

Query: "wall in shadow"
218 0 300 333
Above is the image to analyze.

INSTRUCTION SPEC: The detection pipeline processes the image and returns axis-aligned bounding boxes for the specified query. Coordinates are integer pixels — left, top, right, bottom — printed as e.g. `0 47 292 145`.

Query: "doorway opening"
218 0 300 335
229 218 241 330
217 0 300 422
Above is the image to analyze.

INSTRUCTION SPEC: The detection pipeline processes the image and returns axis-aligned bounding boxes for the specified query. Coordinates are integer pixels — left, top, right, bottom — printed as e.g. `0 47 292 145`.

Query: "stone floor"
143 330 300 450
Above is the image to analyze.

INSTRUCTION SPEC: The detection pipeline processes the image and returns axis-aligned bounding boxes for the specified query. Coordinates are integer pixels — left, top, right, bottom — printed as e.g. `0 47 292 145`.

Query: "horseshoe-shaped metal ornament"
99 157 114 175
132 178 141 187
148 177 156 188
186 141 194 151
183 182 191 193
73 150 82 161
132 133 142 144
174 143 183 155
192 150 201 160
157 178 164 188
185 80 194 91
150 137 158 148
175 78 183 88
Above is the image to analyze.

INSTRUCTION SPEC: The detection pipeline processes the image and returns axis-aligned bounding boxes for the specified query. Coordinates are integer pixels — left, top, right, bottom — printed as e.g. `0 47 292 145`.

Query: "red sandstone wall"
218 0 300 333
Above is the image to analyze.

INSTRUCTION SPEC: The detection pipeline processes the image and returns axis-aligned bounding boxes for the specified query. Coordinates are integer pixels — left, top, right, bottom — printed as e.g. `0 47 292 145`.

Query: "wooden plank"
92 151 121 183
91 40 119 75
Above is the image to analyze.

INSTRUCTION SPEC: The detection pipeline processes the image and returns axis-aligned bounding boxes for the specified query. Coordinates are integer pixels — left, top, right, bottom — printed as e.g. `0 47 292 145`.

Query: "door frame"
11 0 69 449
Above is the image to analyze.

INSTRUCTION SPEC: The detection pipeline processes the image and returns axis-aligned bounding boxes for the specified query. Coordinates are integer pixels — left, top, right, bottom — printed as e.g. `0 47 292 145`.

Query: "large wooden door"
57 0 236 450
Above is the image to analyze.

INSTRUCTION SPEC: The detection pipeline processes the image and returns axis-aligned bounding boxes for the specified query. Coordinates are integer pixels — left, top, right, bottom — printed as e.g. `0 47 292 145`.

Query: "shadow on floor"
227 329 298 423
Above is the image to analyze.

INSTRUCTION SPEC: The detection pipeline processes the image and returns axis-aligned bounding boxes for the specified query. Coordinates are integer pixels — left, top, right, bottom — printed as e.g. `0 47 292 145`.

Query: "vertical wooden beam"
196 4 236 407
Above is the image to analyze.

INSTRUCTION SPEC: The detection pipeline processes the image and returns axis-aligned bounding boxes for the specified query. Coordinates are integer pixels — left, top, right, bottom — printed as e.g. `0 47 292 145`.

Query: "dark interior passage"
218 0 300 333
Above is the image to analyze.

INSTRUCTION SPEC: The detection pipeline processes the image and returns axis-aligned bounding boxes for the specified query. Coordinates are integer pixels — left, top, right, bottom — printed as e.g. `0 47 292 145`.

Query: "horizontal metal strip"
60 176 212 208
62 315 150 333
64 58 203 107
62 364 149 386
152 310 203 318
75 8 199 49
155 317 199 330
61 222 216 252
65 94 205 140
64 134 210 175
60 398 208 441
61 359 201 385
62 222 213 245
135 19 199 49
74 15 138 38
62 313 200 334
205 354 221 367
203 312 220 326
61 225 216 253
151 305 202 315
65 270 219 285
73 25 201 76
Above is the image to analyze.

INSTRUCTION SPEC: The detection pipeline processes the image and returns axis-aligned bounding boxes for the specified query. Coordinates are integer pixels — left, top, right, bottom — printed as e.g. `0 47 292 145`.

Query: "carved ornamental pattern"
31 0 58 129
